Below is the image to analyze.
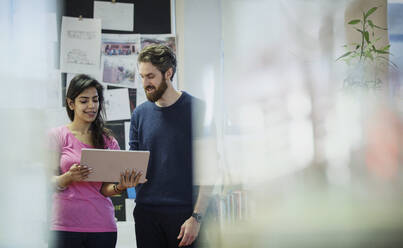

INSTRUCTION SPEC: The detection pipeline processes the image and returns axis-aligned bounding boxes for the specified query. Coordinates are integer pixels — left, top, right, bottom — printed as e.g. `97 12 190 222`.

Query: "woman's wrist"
55 175 68 191
114 184 124 193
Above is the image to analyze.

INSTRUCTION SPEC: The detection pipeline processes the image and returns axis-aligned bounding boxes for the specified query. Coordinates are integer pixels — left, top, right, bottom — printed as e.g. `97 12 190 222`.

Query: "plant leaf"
374 49 389 54
355 28 364 34
355 44 361 50
336 51 353 61
381 44 390 51
364 31 370 44
374 24 387 30
368 20 375 29
365 7 378 19
348 19 361 25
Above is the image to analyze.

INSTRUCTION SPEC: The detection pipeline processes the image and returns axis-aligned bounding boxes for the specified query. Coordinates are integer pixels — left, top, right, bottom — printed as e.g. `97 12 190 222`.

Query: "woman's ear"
66 98 74 110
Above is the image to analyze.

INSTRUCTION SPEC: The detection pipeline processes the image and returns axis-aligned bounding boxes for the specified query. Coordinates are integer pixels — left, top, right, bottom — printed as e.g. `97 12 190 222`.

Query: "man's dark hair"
138 44 177 81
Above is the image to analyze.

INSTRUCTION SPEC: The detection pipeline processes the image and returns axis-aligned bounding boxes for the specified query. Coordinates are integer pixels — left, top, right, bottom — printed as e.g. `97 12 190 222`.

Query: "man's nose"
143 78 150 87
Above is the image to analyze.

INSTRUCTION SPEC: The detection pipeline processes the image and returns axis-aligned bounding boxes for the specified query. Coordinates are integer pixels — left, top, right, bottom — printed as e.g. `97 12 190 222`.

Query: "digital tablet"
80 148 149 183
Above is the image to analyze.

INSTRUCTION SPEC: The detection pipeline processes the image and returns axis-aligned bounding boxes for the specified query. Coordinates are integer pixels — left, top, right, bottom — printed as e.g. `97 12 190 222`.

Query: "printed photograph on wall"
102 56 136 87
102 41 138 56
140 35 176 52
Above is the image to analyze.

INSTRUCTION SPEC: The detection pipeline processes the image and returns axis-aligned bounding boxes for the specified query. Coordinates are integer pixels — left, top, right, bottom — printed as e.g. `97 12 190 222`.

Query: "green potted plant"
337 6 397 90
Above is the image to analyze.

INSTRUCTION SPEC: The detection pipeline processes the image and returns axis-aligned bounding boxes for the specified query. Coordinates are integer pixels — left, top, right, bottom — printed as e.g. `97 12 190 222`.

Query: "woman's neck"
68 120 91 135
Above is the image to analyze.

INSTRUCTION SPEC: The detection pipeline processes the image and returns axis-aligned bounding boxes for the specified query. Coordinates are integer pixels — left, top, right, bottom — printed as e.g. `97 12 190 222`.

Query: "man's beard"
144 77 168 102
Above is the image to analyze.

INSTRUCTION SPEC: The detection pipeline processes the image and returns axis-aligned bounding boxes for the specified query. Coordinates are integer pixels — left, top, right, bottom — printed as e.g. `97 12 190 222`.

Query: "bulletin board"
63 0 172 34
60 0 173 222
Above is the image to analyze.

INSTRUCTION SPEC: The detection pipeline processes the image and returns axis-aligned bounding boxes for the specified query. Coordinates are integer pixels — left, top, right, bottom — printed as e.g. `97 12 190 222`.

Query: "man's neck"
156 86 182 107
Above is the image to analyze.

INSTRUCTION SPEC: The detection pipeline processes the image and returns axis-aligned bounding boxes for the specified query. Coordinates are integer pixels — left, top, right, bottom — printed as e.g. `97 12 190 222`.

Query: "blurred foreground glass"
0 0 62 247
188 0 403 247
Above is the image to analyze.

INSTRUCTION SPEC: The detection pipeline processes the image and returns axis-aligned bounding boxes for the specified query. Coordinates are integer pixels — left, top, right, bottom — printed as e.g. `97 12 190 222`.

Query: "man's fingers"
130 169 136 182
189 235 196 245
133 171 142 185
179 231 190 247
177 225 185 239
120 172 125 185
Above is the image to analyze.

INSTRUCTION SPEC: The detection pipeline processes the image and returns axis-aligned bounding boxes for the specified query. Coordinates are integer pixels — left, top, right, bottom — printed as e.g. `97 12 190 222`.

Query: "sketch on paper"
67 30 97 40
67 49 95 65
104 88 131 121
60 16 101 74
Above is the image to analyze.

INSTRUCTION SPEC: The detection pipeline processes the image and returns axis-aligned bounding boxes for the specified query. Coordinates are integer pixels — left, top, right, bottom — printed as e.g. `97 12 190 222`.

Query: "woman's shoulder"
48 125 69 150
48 125 70 139
49 125 68 134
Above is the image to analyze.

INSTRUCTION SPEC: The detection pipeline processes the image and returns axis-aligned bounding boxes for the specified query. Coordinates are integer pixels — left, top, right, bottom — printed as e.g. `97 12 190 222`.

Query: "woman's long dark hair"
65 74 112 149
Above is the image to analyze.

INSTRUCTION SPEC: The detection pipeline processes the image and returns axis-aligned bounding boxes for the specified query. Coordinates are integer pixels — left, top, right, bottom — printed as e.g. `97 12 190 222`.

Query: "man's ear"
165 68 173 81
66 98 74 110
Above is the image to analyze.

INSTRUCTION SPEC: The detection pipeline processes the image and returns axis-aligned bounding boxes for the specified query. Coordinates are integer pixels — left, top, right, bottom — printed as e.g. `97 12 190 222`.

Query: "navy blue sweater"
129 91 195 210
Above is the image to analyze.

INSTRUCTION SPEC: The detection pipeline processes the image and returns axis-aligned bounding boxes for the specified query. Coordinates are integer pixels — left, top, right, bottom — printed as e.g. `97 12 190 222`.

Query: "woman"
49 74 141 248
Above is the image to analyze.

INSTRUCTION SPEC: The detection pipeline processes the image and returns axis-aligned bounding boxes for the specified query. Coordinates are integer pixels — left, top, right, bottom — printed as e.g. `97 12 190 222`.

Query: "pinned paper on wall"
105 88 131 121
94 1 134 31
101 34 139 88
60 16 101 75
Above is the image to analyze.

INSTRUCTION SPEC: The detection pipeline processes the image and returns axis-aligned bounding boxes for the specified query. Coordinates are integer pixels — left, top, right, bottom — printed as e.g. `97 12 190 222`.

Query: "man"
129 44 210 248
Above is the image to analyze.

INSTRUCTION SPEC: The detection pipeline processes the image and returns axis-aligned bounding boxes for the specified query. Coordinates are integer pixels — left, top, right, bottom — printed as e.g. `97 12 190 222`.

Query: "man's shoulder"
182 91 203 106
133 101 152 114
